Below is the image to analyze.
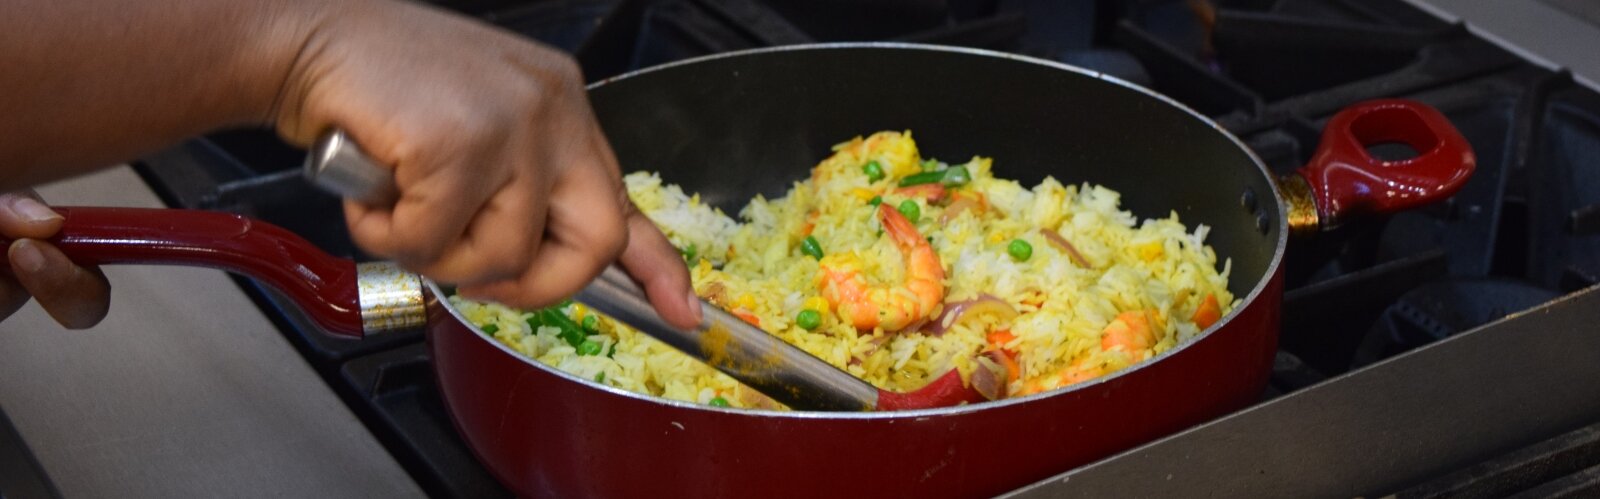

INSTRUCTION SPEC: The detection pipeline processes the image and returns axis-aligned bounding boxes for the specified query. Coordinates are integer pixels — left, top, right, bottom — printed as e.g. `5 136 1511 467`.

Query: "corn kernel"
803 296 831 315
737 293 757 310
1135 242 1164 261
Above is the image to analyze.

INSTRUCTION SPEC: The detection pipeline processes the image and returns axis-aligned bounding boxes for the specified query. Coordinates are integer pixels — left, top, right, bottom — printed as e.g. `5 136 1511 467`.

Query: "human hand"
0 192 110 329
271 0 700 328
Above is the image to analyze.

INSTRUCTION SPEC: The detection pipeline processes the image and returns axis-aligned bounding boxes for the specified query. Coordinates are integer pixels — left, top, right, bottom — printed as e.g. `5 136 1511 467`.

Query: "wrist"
230 0 343 131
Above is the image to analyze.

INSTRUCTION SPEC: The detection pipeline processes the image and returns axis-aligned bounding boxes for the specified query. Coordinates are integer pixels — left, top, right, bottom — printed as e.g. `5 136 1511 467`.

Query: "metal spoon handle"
303 129 880 411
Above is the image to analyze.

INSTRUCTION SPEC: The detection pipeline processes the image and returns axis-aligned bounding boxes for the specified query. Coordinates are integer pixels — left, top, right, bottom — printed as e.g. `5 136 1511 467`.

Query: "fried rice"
449 131 1235 410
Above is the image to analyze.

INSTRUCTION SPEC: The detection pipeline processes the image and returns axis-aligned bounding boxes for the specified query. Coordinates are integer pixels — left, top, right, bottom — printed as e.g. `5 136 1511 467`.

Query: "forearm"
0 0 324 189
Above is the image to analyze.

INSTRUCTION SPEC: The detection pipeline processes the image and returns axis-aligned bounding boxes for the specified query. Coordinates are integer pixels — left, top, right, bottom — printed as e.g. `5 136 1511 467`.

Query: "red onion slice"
925 294 1017 336
938 196 979 224
971 355 1008 401
1040 229 1092 268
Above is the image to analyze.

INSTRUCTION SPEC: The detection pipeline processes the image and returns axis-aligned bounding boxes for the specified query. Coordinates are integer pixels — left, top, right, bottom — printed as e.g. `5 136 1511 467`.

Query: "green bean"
577 339 603 356
897 170 944 187
801 235 824 260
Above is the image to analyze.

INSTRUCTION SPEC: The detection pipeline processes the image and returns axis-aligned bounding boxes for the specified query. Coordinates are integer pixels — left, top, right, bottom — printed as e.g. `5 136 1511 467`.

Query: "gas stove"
113 0 1600 497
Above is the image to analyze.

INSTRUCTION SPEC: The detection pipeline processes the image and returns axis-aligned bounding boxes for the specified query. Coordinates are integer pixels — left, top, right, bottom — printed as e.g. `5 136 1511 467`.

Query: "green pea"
1008 239 1033 262
868 195 882 207
480 324 499 335
709 397 731 407
795 309 822 330
801 235 824 260
897 200 921 221
942 165 971 186
863 160 885 182
680 243 697 263
581 315 599 332
577 339 603 356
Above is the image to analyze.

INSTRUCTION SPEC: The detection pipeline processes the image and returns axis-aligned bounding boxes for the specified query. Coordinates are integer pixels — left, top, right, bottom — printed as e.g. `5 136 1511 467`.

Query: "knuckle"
598 216 628 262
527 56 584 100
547 57 584 88
476 237 534 281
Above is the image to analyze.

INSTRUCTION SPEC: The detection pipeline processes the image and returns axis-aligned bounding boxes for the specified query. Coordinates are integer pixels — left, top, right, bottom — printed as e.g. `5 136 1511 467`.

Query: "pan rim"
431 42 1291 419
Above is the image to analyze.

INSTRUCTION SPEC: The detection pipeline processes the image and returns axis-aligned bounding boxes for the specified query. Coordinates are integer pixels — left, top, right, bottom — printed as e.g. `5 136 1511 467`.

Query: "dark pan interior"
587 44 1283 298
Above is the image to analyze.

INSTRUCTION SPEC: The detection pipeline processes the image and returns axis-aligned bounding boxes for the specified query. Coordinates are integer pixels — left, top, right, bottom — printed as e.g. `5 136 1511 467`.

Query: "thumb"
617 209 701 330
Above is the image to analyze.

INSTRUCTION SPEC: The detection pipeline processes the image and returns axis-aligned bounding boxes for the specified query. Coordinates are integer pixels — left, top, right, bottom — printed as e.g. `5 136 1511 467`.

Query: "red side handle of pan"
42 207 365 337
1297 99 1477 227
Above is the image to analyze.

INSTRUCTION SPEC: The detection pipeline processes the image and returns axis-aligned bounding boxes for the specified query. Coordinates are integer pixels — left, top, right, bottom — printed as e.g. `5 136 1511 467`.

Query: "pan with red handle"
33 44 1472 498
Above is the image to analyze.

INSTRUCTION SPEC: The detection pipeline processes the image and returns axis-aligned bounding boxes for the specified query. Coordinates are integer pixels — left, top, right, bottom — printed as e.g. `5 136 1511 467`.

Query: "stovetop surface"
128 0 1600 497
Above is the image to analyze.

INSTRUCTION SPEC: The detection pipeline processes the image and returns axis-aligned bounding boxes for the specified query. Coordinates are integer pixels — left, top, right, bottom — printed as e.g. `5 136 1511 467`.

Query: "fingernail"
9 197 60 224
685 291 704 325
10 240 46 273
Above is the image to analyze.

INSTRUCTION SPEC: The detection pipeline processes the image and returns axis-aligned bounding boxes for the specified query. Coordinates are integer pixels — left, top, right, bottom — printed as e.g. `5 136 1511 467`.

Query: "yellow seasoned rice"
450 131 1235 410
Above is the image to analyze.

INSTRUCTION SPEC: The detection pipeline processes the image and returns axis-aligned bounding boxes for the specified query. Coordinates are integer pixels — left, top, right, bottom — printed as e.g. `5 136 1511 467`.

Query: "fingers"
0 191 56 318
0 190 111 329
8 239 110 329
617 207 702 330
0 192 63 239
343 155 519 284
456 158 627 307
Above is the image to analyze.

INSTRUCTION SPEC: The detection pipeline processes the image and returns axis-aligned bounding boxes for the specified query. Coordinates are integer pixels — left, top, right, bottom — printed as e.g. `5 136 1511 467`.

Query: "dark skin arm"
0 0 701 329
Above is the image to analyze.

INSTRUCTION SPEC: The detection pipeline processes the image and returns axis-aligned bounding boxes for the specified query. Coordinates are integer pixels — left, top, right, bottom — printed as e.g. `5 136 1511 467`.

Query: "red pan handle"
41 207 365 337
1295 99 1476 229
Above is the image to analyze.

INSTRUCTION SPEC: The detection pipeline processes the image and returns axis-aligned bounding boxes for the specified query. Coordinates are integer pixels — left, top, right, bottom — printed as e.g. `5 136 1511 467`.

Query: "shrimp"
815 204 945 332
1101 310 1156 355
1016 360 1103 396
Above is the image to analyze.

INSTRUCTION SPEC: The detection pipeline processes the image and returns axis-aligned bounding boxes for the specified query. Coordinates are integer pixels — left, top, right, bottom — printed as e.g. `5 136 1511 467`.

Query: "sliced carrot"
1192 293 1222 329
986 329 1016 351
732 309 761 327
799 211 819 236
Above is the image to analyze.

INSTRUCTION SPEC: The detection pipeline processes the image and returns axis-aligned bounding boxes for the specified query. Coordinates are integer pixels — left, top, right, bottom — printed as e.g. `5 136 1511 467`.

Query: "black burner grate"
129 0 1600 497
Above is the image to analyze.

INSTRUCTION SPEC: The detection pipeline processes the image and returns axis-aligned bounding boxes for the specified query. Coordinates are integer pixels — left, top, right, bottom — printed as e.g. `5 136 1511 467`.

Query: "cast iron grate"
126 0 1600 497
